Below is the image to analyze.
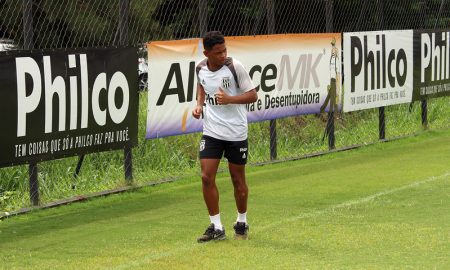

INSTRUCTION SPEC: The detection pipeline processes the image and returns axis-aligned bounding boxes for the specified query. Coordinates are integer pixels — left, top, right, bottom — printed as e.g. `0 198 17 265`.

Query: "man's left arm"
215 59 258 105
215 88 257 105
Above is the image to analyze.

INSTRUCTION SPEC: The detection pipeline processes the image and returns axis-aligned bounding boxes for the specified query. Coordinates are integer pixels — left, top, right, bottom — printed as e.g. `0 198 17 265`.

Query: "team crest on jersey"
222 77 231 89
200 139 206 151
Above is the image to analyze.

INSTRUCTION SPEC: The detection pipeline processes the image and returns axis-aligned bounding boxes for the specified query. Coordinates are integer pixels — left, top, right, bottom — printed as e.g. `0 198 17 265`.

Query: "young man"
192 31 257 242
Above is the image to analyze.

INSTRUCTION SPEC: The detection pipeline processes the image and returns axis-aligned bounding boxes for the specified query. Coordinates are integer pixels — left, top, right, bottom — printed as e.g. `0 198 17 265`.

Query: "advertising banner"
0 47 138 168
413 29 450 100
343 30 414 112
146 33 342 139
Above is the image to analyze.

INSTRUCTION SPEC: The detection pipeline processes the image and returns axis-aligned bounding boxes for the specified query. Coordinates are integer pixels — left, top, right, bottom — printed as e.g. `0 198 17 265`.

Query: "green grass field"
1 129 449 269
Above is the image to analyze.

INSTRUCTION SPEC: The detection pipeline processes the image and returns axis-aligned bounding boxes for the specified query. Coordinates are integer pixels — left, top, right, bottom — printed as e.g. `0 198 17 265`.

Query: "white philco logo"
200 139 205 151
240 148 247 152
15 54 130 137
222 77 231 89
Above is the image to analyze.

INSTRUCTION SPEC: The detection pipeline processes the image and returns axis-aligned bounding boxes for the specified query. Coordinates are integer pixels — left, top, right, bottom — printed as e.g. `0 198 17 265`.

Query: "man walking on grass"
192 31 257 242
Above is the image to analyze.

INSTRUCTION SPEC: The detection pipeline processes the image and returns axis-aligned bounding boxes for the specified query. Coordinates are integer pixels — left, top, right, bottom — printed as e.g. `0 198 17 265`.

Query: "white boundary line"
255 171 450 232
111 172 450 270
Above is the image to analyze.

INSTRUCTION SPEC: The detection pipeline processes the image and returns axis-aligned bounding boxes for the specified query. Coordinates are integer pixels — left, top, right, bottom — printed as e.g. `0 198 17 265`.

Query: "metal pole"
119 0 129 45
419 0 444 131
119 0 133 183
269 119 277 160
29 162 39 206
266 0 275 33
73 155 85 178
23 0 33 49
379 107 385 140
378 0 386 140
434 0 445 28
326 0 335 150
325 0 333 33
198 0 208 37
266 0 277 160
421 0 446 130
23 0 39 206
421 99 428 129
71 155 85 189
124 147 133 182
377 0 384 28
355 0 369 31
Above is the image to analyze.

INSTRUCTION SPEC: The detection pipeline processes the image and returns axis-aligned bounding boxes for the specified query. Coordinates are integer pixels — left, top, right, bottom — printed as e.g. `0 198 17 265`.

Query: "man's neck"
207 60 222 72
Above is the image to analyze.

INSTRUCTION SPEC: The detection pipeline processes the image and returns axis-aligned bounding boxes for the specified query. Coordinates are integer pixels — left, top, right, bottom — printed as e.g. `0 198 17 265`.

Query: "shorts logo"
222 77 231 89
200 139 206 151
240 148 247 152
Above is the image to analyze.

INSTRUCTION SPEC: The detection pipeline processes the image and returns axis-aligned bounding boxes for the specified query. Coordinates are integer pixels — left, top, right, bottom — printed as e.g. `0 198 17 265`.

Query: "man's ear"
203 50 208 57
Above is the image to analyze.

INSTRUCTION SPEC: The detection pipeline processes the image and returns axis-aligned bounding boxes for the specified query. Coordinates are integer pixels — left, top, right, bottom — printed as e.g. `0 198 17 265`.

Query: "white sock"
209 213 223 231
237 212 247 223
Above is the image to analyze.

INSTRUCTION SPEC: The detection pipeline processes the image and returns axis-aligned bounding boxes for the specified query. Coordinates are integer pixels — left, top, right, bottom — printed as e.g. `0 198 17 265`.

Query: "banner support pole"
28 162 39 206
421 99 428 130
266 0 278 159
325 0 335 150
379 107 386 140
119 0 133 184
198 0 208 36
377 0 386 140
23 0 40 206
73 155 85 179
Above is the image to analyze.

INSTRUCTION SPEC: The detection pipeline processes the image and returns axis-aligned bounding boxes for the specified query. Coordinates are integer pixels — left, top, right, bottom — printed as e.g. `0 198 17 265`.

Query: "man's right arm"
192 83 205 119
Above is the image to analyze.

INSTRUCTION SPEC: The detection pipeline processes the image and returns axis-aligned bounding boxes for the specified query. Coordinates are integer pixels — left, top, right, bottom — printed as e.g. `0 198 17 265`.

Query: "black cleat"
197 223 226 243
233 222 249 240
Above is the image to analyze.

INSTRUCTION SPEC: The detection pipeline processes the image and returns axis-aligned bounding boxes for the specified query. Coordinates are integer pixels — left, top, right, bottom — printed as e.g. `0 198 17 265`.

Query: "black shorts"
199 135 248 165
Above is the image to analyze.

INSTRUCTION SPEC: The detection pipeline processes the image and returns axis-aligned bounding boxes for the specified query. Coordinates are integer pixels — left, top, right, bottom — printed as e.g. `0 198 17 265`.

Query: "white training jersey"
196 57 255 141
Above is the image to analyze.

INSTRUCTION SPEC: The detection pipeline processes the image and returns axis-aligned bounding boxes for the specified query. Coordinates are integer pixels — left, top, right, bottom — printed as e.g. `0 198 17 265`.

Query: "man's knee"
201 173 215 188
232 177 248 192
230 172 240 185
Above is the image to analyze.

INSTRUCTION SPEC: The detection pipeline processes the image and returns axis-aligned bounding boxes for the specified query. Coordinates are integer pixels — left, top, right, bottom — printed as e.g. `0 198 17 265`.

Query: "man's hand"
192 105 203 119
215 88 230 105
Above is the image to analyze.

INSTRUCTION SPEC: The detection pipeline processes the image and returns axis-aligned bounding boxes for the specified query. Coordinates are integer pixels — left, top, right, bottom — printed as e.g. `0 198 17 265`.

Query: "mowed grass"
1 129 450 269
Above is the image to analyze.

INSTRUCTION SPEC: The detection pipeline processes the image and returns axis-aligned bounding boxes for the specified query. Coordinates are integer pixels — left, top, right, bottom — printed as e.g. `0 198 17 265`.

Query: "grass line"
111 171 450 270
255 171 450 232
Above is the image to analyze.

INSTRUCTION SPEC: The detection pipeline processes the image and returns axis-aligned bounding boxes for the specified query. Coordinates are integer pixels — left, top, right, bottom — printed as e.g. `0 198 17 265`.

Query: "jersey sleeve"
233 59 255 93
196 58 207 84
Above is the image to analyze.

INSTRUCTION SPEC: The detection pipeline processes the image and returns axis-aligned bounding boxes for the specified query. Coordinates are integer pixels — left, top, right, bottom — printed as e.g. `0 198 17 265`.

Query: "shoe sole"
197 235 227 243
234 234 248 240
215 235 227 241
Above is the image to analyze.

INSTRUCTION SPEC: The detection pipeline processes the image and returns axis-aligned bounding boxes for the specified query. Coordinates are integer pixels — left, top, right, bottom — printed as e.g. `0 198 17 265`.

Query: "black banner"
413 29 450 100
0 47 138 167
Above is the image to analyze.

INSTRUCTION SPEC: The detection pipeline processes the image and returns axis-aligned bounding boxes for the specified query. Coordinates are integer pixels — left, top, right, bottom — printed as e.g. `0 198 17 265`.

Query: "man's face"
204 42 227 67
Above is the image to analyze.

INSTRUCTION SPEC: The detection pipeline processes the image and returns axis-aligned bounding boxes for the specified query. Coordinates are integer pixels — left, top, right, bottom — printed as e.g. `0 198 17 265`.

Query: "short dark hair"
203 31 225 50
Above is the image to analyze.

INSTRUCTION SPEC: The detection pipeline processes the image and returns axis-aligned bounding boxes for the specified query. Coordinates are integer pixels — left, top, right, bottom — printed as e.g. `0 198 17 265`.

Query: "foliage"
2 0 450 49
